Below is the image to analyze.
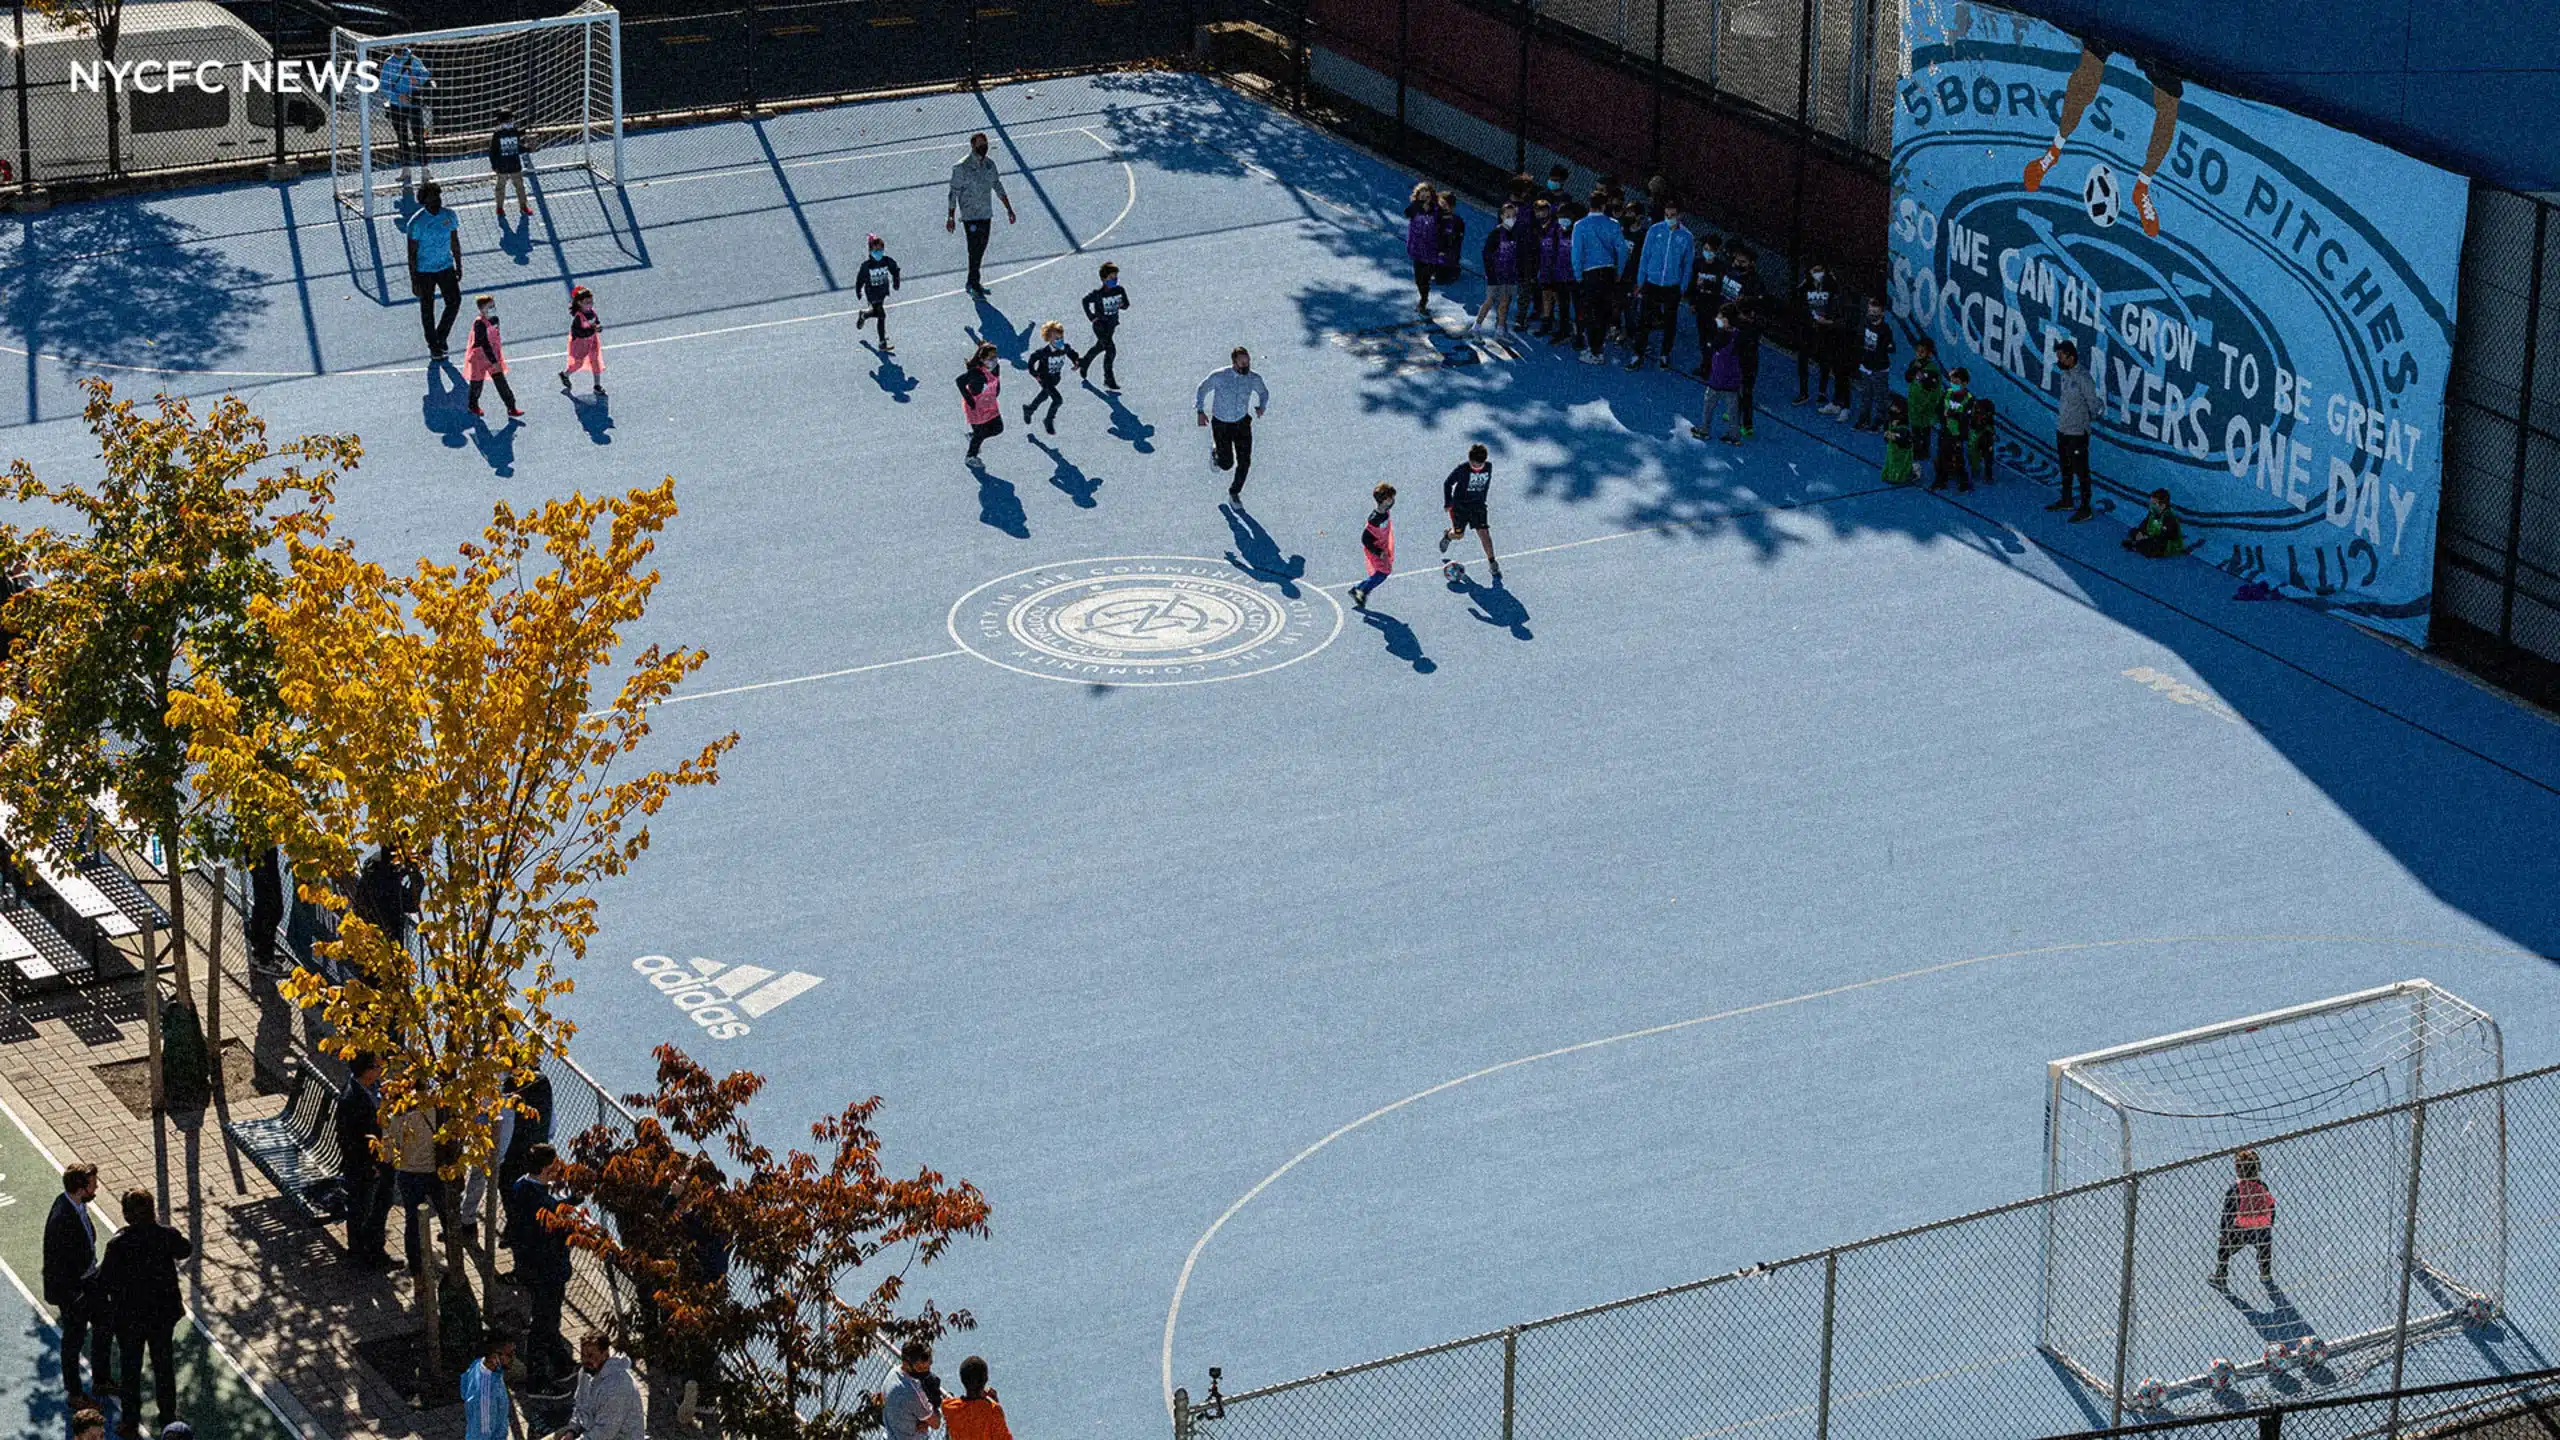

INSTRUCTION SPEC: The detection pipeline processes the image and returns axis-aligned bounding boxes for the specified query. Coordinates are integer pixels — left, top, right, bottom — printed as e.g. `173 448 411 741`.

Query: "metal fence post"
744 0 761 113
2387 1094 2432 1433
2502 200 2547 643
1501 1327 1518 1440
1394 0 1409 155
967 0 981 89
1647 0 1665 172
10 0 28 196
1513 0 1530 175
1291 0 1309 112
1786 0 1813 271
1815 1252 1837 1440
2106 1175 2140 1429
1173 1387 1192 1440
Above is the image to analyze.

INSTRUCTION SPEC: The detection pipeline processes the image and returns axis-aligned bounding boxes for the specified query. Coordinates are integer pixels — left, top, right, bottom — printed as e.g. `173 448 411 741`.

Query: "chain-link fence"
1180 1063 2560 1440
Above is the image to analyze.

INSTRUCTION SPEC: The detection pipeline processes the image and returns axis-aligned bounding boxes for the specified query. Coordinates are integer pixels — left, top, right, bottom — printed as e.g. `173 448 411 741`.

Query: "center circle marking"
949 557 1343 686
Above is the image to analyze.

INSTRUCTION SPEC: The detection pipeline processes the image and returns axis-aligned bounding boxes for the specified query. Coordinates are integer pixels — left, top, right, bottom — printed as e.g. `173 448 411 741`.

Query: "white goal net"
329 1 623 219
2039 980 2508 1412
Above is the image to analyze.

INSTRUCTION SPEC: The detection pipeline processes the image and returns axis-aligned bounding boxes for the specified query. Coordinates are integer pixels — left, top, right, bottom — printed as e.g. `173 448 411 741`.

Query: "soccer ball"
1443 560 1465 582
2263 1341 2293 1371
2210 1357 2238 1390
2130 1377 2168 1411
2083 163 2122 228
2462 1296 2499 1327
2298 1336 2328 1367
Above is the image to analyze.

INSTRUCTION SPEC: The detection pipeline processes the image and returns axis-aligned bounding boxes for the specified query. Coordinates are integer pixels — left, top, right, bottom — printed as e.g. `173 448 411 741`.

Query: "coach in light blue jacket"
1627 201 1696 369
1567 203 1629 362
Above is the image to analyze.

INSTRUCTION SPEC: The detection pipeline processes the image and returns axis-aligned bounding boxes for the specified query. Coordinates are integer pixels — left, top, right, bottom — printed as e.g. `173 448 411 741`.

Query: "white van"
0 0 329 180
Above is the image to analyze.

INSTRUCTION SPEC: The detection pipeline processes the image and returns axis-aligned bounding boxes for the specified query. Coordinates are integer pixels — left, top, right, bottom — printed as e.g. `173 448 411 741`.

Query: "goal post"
2037 980 2507 1411
329 1 624 221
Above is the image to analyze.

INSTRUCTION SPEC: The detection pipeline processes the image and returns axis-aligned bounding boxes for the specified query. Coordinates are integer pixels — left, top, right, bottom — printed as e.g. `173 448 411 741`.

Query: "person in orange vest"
2211 1148 2276 1288
940 1356 1015 1440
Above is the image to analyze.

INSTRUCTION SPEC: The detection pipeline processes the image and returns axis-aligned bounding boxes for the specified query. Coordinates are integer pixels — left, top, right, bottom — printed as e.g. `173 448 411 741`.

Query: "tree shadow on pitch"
1029 436 1100 508
1223 502 1305 597
971 459 1029 537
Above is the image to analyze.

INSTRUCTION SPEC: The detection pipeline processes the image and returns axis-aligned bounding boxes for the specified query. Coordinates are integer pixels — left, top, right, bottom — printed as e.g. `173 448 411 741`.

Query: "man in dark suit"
42 1162 106 1405
505 1142 576 1388
337 1051 395 1269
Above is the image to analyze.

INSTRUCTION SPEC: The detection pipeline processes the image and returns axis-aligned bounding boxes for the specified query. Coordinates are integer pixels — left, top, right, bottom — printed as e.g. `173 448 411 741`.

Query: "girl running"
1350 482 1397 610
855 234 902 352
1404 184 1441 313
463 294 523 418
1022 322 1083 435
957 341 1004 462
1438 443 1500 581
558 285 604 395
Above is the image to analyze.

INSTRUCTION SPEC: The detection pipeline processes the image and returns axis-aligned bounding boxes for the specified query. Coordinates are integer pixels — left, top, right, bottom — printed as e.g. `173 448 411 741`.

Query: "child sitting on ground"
2122 488 2186 557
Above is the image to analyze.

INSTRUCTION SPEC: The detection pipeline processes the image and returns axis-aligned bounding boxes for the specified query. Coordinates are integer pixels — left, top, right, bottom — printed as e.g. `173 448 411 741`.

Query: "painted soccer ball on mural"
2083 162 2122 227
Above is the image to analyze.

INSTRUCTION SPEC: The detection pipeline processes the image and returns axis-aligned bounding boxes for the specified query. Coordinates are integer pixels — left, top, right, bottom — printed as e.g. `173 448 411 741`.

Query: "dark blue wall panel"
2009 0 2560 190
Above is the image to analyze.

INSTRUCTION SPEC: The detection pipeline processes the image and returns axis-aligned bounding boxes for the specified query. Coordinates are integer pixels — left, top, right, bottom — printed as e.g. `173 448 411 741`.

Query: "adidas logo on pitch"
632 955 820 1041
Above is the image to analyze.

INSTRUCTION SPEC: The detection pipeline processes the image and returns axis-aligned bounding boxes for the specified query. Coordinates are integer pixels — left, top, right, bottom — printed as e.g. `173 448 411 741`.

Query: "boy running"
1438 444 1501 582
1079 262 1131 389
855 235 902 352
1350 483 1397 610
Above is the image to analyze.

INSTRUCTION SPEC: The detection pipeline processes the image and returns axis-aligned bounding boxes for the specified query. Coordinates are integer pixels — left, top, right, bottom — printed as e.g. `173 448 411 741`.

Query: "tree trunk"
204 863 225 1102
157 819 190 997
417 1220 442 1400
142 921 163 1112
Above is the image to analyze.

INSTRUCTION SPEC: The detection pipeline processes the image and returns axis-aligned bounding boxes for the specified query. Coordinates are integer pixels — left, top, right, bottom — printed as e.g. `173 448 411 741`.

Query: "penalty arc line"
1155 932 2545 1418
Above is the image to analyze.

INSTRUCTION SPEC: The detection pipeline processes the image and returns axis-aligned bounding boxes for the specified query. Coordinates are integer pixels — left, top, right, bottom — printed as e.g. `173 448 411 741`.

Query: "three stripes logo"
632 955 821 1041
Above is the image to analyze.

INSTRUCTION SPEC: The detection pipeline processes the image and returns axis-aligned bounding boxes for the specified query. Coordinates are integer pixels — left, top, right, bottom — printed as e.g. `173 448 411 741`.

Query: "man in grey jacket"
552 1334 644 1440
946 133 1017 297
2047 339 2100 521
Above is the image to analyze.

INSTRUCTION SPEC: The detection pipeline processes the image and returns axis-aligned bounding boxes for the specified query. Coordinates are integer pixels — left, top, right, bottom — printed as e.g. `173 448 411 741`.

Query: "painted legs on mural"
2022 40 2182 238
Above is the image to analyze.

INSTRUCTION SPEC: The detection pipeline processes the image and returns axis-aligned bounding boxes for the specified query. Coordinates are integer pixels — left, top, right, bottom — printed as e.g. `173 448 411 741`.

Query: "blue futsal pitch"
4 70 2560 1440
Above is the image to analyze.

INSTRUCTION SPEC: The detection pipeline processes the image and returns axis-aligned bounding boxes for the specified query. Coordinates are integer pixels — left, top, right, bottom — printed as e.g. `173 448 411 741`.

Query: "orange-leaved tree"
562 1044 992 1440
176 478 735 1384
0 378 359 1112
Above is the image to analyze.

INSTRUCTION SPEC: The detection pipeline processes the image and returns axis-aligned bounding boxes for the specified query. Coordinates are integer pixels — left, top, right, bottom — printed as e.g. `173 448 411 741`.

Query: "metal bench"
223 1064 349 1223
0 899 88 1001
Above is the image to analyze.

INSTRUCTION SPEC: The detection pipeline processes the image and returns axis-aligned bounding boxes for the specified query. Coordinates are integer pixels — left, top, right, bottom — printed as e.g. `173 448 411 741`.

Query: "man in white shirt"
552 1333 644 1440
1195 347 1271 504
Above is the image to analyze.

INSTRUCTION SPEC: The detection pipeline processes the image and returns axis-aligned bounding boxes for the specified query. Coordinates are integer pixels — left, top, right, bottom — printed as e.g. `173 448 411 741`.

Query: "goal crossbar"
2050 980 2471 1082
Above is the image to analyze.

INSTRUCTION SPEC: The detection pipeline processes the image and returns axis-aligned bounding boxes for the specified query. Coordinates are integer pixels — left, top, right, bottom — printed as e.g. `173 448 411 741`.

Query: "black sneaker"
1351 587 1368 610
2044 498 2074 511
1438 530 1453 555
2069 507 2094 523
1228 481 1244 503
1489 562 1502 583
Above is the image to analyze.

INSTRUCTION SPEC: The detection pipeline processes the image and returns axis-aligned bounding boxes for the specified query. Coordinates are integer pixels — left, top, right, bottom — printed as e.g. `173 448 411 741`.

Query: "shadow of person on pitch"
969 294 1034 366
1222 502 1305 597
570 388 614 444
499 211 536 268
422 360 471 452
865 342 919 403
2217 1278 2309 1347
970 459 1029 537
1086 379 1155 454
1360 606 1435 674
470 412 525 477
1029 436 1100 508
1455 571 1532 639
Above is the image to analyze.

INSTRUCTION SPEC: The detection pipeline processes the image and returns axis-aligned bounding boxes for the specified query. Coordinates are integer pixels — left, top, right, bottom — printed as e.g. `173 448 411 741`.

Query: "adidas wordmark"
631 955 822 1041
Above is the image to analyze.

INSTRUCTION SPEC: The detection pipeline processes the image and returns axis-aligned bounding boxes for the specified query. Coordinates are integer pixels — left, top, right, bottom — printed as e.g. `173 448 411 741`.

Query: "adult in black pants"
945 132 1017 297
43 1163 106 1407
506 1144 577 1388
1195 347 1271 503
338 1051 395 1270
2047 339 2099 520
1719 249 1771 436
94 1188 190 1437
405 183 464 358
1079 262 1131 390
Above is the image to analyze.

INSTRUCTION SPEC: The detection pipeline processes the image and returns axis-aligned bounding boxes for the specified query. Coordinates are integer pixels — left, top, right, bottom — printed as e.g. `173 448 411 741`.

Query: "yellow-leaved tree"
176 477 735 1389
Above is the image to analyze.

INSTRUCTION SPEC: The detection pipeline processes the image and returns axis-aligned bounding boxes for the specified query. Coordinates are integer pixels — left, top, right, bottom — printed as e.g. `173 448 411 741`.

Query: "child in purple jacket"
1405 183 1443 314
1474 202 1530 334
1688 307 1747 444
1537 202 1578 341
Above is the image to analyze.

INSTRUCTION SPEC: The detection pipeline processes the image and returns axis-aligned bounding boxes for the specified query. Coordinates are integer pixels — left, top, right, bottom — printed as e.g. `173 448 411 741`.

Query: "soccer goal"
2038 980 2508 1410
329 1 623 220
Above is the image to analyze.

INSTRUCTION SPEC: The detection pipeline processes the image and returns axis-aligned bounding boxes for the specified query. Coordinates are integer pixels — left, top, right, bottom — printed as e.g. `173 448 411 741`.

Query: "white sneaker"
1579 351 1603 365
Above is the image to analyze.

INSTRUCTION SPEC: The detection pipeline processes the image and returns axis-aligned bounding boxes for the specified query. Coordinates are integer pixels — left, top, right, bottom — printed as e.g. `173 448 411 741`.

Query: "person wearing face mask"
945 132 1017 297
1795 258 1849 416
463 294 524 420
855 234 903 352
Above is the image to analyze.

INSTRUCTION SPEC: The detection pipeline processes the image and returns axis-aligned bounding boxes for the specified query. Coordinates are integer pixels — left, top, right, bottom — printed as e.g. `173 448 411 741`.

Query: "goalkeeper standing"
378 46 433 184
2209 1149 2276 1289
